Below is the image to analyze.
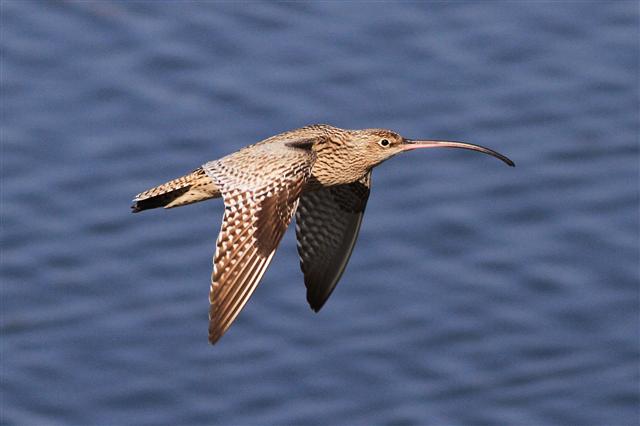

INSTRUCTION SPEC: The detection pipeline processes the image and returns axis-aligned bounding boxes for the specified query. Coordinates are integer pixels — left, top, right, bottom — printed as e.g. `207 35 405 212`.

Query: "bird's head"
346 128 515 170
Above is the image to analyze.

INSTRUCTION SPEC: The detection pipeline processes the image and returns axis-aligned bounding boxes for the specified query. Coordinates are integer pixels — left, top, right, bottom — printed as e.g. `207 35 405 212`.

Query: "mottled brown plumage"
131 168 219 212
132 124 514 344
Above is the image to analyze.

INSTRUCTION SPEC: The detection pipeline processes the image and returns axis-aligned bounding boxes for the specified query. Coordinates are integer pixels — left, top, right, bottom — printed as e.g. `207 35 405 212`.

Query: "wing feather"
203 140 315 343
295 172 371 311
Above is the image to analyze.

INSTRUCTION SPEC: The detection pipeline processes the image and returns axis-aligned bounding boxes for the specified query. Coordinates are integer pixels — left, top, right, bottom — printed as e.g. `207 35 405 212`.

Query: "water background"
2 1 639 425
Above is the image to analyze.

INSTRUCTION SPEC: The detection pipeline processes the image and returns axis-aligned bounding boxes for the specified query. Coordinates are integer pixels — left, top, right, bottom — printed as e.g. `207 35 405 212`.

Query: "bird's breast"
307 156 369 189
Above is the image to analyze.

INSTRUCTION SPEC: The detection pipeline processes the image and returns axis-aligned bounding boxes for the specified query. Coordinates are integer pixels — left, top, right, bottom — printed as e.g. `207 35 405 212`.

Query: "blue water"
2 1 638 425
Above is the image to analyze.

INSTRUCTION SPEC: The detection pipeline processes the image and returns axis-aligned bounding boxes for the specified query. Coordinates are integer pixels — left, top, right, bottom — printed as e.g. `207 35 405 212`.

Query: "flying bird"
132 124 514 344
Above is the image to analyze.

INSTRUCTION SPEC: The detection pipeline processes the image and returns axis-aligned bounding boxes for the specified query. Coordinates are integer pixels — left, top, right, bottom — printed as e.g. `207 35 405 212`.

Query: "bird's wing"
203 141 315 344
295 171 371 312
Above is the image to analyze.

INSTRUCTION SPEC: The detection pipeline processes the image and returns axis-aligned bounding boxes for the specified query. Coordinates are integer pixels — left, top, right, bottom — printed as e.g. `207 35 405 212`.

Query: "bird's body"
132 124 514 344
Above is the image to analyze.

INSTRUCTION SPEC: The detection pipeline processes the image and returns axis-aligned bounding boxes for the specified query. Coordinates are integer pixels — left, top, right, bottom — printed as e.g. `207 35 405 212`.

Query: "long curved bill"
402 139 515 167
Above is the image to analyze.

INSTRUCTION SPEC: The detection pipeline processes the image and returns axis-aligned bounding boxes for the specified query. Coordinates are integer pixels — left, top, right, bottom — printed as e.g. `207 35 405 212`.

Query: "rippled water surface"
2 1 639 425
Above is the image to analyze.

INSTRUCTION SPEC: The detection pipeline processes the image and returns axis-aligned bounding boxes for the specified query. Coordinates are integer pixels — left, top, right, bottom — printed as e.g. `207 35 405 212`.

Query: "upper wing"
295 171 371 312
203 141 315 344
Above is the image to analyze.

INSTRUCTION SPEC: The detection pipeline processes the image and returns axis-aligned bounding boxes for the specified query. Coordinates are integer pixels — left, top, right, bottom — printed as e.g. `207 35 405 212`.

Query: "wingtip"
208 330 223 345
306 286 333 313
307 298 324 313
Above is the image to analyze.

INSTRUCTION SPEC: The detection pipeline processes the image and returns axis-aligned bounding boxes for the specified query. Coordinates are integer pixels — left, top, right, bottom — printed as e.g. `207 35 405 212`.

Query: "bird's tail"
131 167 220 213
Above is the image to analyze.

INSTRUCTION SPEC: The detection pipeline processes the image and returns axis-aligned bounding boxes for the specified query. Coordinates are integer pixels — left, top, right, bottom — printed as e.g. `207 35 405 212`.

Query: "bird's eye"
379 138 390 147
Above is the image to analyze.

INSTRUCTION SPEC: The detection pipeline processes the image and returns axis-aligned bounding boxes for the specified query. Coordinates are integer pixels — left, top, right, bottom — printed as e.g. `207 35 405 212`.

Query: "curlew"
132 124 514 344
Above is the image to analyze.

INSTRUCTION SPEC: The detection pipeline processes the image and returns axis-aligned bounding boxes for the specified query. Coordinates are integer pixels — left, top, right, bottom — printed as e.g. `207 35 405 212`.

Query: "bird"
132 124 514 344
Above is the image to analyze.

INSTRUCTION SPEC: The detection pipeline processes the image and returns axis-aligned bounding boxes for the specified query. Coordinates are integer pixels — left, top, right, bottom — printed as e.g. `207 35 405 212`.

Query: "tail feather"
131 167 220 213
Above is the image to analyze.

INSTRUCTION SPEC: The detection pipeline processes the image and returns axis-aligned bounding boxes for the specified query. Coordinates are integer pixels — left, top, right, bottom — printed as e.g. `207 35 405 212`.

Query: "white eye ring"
379 138 390 147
